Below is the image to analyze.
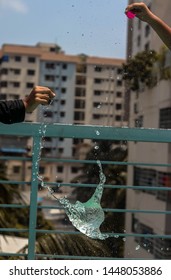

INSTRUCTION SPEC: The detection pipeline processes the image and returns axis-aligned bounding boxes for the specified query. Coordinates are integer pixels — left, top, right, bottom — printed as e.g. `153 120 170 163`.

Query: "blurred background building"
125 0 171 259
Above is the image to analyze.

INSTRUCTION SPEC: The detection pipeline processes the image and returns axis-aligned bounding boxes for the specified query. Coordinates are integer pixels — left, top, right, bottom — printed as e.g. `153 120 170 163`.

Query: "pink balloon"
126 11 136 19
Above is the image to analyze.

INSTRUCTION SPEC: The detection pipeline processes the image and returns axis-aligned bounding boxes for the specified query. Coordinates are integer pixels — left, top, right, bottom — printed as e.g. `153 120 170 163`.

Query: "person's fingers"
34 97 50 105
33 86 55 98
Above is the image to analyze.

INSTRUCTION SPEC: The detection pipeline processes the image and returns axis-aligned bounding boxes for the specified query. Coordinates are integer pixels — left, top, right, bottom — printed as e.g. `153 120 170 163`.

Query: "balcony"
0 122 171 260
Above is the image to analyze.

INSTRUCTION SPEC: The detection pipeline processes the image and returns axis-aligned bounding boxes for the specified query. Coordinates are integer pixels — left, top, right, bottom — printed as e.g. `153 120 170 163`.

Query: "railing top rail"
1 122 171 142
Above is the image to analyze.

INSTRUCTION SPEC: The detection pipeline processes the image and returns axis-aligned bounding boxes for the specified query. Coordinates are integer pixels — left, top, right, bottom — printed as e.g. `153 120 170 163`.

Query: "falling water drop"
135 244 140 251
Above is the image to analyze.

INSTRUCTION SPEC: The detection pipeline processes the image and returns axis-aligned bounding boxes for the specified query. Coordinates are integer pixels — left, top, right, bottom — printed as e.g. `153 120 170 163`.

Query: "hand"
23 86 56 113
125 2 153 23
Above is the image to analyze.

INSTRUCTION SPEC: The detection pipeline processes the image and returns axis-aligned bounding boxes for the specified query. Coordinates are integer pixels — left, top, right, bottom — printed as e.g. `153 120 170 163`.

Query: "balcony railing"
0 122 171 260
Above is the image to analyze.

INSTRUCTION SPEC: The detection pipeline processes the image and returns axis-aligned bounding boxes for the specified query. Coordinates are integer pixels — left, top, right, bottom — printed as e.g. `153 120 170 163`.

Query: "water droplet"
95 130 100 136
94 145 99 150
135 245 140 251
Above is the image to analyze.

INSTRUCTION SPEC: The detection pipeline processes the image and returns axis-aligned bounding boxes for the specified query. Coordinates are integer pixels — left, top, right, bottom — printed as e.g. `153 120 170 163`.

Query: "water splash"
48 160 109 240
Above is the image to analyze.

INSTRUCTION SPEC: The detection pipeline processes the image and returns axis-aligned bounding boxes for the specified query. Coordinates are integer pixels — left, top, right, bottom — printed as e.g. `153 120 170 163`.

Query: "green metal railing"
1 122 171 259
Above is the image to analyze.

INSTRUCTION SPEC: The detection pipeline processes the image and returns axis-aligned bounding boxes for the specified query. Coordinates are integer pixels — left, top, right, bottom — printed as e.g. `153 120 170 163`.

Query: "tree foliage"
123 50 158 91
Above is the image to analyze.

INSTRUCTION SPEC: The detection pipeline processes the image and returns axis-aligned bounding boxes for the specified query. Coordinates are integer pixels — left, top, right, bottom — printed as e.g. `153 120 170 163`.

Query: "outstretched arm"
125 2 171 50
0 86 55 124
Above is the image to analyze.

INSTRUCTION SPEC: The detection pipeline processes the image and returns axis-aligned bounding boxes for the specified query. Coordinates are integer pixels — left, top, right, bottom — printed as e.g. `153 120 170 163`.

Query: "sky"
0 0 128 59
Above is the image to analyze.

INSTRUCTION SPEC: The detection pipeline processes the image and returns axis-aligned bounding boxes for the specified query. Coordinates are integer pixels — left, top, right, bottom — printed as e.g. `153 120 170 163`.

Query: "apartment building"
0 42 126 186
125 0 171 259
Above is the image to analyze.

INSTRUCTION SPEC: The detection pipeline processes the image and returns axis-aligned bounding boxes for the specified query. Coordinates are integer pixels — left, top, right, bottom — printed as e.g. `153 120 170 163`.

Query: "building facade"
125 0 171 259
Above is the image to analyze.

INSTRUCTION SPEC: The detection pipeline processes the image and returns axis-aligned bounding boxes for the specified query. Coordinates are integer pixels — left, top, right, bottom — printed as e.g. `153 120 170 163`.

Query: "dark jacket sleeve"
0 100 25 124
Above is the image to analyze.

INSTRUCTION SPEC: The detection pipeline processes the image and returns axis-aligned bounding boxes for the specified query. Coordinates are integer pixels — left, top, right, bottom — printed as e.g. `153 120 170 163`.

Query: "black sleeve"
0 100 26 124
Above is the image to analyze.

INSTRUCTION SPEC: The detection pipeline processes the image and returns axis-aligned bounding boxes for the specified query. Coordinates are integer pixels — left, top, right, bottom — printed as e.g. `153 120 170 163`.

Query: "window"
76 76 86 85
15 56 21 62
50 47 56 52
74 111 85 121
137 35 141 47
138 19 141 30
145 24 150 37
39 166 45 174
117 80 122 87
116 91 122 97
13 69 21 75
94 66 102 72
93 102 101 108
26 82 34 88
45 63 55 69
71 167 78 173
76 64 87 73
75 88 86 97
134 167 157 195
57 166 64 173
61 88 66 94
156 171 171 201
116 103 122 110
135 115 143 128
60 100 66 105
75 100 85 109
58 148 64 154
44 137 52 142
44 111 53 118
115 115 122 121
94 90 101 96
94 78 102 84
134 167 171 201
159 107 171 128
62 63 67 69
28 57 36 63
117 68 122 75
93 114 101 119
13 82 20 87
62 76 67 81
27 69 35 75
45 75 55 81
13 166 21 173
60 112 65 117
145 42 150 51
0 81 7 87
0 68 8 74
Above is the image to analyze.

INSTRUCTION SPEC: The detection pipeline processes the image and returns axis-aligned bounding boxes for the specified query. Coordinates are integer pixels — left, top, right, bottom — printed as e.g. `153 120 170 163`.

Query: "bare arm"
125 2 171 50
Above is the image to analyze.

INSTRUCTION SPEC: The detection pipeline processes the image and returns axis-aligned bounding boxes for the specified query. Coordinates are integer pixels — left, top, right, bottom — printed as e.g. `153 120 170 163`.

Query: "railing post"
27 135 41 260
